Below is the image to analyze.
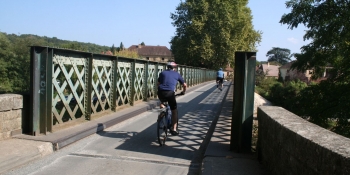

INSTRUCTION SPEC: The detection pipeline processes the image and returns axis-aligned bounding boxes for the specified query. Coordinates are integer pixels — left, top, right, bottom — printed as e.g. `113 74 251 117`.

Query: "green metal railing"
29 46 216 135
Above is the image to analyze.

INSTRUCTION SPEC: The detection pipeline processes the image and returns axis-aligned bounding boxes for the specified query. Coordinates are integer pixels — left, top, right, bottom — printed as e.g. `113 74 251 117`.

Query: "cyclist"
216 68 224 90
157 62 187 136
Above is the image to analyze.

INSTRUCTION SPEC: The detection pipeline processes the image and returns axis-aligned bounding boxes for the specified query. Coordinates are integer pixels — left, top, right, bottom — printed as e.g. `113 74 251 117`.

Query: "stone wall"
257 106 350 175
0 94 23 140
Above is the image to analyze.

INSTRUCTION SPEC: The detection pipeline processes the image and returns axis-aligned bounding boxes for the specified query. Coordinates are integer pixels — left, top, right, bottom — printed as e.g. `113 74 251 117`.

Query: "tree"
266 47 292 65
280 0 350 81
61 42 85 51
0 33 13 93
119 42 124 50
279 0 350 137
170 0 261 69
111 44 116 55
140 42 145 46
0 32 115 93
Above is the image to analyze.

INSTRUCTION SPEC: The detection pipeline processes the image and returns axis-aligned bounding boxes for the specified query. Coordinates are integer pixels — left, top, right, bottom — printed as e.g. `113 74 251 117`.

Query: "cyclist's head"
219 68 222 70
167 62 177 69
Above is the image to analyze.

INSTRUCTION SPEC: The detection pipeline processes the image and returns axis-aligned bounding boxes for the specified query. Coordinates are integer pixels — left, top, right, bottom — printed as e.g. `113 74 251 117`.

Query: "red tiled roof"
128 45 172 57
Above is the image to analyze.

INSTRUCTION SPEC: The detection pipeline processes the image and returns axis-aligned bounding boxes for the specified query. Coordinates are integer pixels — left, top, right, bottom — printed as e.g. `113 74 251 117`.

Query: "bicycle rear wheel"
157 111 168 146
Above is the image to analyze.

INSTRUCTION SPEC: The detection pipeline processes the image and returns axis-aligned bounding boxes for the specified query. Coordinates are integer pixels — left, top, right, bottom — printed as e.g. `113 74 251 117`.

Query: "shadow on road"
96 82 232 174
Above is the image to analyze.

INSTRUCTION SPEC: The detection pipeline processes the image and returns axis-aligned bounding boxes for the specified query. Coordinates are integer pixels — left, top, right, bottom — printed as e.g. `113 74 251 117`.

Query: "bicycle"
157 94 182 146
216 80 223 91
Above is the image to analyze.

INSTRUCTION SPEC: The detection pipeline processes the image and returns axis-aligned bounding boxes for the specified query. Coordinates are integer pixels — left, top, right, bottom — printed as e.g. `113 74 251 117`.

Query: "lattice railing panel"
188 68 193 87
31 46 216 133
91 59 113 114
147 64 156 98
52 55 86 125
176 66 184 91
116 62 132 107
134 63 145 102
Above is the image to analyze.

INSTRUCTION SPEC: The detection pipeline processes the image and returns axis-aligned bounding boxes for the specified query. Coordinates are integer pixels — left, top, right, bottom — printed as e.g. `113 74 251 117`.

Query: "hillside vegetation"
0 32 112 94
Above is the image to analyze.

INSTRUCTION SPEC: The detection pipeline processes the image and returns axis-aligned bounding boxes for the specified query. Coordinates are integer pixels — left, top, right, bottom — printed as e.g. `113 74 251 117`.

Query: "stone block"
2 118 21 132
0 94 23 111
12 95 23 109
2 110 20 121
0 94 14 111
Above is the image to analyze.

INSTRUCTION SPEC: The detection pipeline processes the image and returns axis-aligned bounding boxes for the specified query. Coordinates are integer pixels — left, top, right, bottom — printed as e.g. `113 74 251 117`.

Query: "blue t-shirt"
158 70 185 91
217 70 224 78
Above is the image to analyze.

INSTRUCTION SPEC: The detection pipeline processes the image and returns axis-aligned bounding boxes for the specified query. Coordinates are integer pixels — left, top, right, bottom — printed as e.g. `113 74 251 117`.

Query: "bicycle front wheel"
157 111 168 146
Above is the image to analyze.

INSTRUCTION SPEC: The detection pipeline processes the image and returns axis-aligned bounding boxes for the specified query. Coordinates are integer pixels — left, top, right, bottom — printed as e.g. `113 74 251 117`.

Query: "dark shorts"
158 90 177 110
216 77 224 84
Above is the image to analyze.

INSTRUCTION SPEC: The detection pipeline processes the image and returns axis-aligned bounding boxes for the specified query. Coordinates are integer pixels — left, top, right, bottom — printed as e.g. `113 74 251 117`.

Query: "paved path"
2 81 269 175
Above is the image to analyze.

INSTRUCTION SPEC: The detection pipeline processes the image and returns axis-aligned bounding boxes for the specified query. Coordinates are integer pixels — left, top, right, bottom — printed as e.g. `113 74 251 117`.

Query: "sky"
0 0 309 62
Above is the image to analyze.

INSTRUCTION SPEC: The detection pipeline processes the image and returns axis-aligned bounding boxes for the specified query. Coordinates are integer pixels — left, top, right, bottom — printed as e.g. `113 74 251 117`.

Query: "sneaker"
170 129 179 136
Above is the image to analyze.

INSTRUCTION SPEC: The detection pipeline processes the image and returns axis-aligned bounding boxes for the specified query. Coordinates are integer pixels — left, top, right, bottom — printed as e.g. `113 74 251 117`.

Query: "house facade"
257 62 280 79
128 45 174 62
279 61 332 84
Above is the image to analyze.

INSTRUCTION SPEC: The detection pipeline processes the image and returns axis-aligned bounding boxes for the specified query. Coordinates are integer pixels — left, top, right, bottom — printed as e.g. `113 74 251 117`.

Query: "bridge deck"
3 81 266 174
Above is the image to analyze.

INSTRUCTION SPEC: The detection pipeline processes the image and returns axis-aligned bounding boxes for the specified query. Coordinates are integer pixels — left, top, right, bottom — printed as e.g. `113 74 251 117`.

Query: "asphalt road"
5 82 229 175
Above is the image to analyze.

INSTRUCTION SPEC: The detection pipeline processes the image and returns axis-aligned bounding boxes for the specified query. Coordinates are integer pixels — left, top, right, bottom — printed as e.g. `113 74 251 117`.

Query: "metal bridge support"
28 46 216 135
230 52 256 152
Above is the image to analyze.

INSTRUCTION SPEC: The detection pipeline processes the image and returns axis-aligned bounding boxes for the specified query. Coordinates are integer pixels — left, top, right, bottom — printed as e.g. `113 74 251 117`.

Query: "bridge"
0 47 349 174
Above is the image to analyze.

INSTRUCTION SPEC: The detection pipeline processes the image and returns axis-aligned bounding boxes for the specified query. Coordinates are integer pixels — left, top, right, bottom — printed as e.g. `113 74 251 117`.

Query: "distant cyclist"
157 62 187 136
216 68 224 90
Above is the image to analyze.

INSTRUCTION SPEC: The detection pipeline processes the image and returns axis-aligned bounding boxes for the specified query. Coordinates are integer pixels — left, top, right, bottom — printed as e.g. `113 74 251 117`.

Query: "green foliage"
119 42 124 50
116 50 141 59
270 80 308 111
170 0 262 69
0 32 115 94
0 33 14 92
280 0 350 81
110 44 116 54
266 47 292 65
255 76 280 99
294 81 350 137
279 0 350 137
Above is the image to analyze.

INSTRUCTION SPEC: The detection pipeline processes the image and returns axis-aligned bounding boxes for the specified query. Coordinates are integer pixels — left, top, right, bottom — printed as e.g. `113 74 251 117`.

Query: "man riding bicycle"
216 68 224 90
157 62 187 136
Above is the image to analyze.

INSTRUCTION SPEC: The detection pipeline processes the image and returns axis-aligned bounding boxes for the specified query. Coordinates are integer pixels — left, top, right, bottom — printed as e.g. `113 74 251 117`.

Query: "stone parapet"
257 106 350 175
0 94 23 140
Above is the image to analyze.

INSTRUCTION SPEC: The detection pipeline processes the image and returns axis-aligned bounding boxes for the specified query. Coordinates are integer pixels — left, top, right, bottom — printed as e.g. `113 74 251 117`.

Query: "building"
279 61 332 84
224 64 234 79
257 62 280 79
128 45 173 62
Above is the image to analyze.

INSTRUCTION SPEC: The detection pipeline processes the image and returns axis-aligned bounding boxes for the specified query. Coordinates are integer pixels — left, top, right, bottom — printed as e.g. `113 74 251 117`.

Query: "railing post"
143 61 149 101
84 54 93 120
184 66 187 86
130 59 136 106
231 51 256 153
46 48 53 133
111 56 118 112
154 62 159 99
30 46 52 135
